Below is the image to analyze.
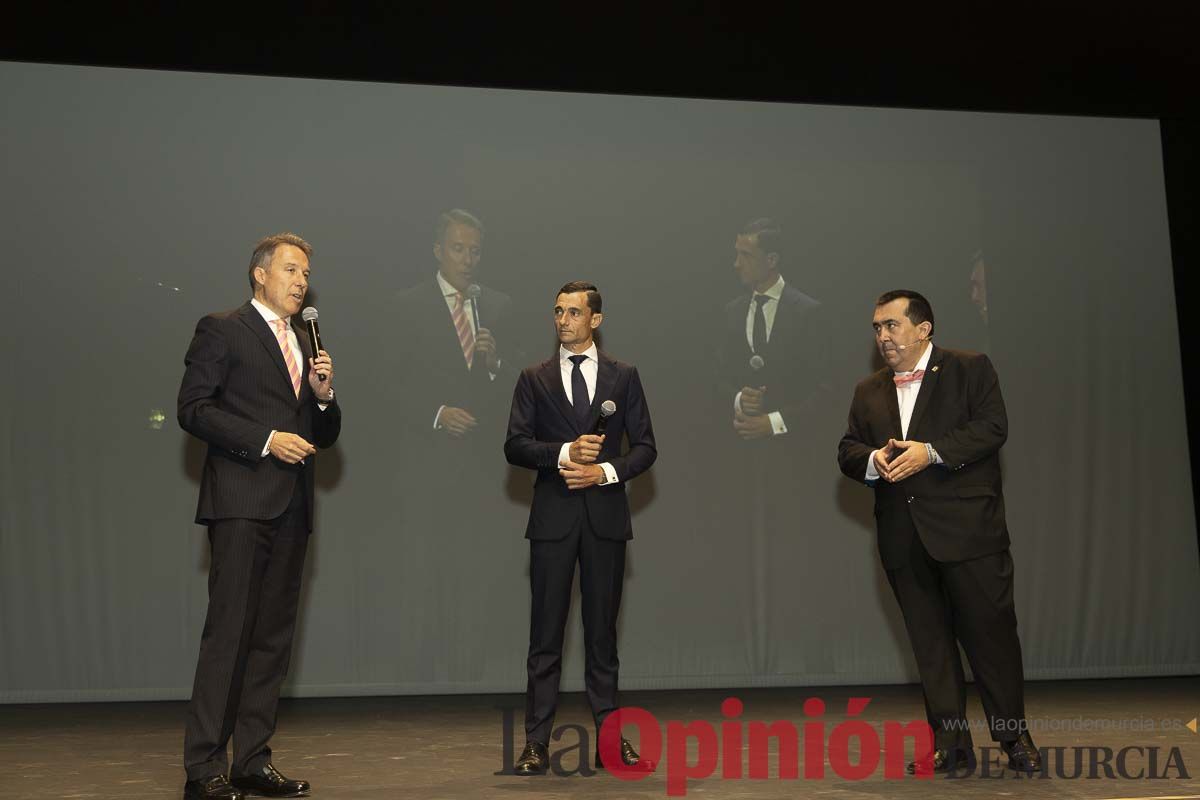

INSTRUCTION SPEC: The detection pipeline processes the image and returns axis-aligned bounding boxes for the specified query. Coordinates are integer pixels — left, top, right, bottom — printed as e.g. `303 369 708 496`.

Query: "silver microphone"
749 354 765 371
595 400 617 435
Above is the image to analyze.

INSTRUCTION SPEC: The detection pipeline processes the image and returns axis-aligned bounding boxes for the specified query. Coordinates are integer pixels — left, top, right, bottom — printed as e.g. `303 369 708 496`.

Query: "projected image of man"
394 208 512 441
177 233 340 800
837 290 1038 775
718 217 827 442
504 282 657 776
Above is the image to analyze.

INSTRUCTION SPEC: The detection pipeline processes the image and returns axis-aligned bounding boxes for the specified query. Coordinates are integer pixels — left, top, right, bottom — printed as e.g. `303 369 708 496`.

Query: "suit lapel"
882 371 903 440
238 302 304 402
905 344 942 440
536 357 578 432
588 353 618 428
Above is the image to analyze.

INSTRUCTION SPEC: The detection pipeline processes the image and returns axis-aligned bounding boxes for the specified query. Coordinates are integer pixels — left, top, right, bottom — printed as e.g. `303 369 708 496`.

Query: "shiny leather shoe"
230 764 310 797
183 775 246 800
1002 732 1042 772
514 741 550 775
907 748 972 775
596 737 656 772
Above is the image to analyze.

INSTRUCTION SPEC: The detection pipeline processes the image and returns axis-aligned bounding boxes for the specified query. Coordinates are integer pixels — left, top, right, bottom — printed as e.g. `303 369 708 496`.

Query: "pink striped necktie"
271 318 302 398
451 292 475 368
893 369 925 388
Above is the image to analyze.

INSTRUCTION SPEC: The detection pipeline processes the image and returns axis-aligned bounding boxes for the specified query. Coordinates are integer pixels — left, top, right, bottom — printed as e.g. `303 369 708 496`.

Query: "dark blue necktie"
569 354 591 429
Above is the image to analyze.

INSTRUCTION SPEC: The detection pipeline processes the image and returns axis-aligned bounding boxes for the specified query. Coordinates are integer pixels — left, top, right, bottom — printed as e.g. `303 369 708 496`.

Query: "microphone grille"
749 354 765 370
301 306 319 322
466 284 482 299
600 400 617 417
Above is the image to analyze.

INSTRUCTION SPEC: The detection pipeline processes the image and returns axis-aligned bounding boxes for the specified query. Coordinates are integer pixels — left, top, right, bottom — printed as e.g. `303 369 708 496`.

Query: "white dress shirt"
251 298 330 459
555 343 619 485
735 274 787 435
865 340 942 481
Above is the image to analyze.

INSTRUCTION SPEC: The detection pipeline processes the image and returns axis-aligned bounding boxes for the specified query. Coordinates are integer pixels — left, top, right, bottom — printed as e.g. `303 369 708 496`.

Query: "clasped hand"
873 438 930 482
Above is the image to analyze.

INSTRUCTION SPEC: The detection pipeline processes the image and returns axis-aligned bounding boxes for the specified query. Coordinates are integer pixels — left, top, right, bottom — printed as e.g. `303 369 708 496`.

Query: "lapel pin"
931 365 940 373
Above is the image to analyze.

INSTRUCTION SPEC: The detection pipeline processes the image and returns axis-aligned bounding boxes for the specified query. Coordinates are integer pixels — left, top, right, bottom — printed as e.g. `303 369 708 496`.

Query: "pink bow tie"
894 369 925 388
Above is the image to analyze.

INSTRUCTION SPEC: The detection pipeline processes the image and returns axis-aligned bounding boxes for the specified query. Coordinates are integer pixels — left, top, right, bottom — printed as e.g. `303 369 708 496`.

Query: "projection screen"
1 61 1196 702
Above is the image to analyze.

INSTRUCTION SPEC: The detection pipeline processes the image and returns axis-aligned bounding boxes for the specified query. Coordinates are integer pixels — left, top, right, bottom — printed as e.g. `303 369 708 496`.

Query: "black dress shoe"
230 764 310 797
183 775 246 800
907 748 972 775
595 737 656 772
1001 732 1042 772
514 741 550 775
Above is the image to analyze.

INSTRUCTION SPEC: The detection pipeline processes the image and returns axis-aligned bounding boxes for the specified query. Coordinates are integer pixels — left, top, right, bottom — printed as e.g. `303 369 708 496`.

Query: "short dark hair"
435 208 484 243
557 281 602 314
248 232 313 290
876 289 935 336
741 217 783 261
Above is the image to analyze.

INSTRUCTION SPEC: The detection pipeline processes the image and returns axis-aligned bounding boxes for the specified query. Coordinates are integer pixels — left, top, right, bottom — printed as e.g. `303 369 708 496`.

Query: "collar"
250 298 290 327
436 270 463 298
895 340 934 377
559 342 598 365
753 274 786 302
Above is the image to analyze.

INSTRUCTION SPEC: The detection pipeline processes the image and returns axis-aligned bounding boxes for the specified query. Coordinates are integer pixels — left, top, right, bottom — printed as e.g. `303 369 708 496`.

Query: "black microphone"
300 306 327 381
594 400 617 435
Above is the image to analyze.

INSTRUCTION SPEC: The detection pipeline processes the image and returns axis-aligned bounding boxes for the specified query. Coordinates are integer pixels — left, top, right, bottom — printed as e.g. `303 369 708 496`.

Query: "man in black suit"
178 233 341 799
837 290 1038 775
717 218 827 444
393 209 512 443
504 282 657 775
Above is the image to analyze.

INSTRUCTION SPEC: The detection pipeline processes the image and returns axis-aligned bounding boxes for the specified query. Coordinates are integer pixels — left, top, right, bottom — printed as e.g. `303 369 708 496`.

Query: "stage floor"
2 678 1198 799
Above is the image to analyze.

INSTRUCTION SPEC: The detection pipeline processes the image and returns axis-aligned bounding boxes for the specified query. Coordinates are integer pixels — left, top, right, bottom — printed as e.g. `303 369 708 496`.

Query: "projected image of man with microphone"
394 208 512 443
504 281 657 776
718 218 828 442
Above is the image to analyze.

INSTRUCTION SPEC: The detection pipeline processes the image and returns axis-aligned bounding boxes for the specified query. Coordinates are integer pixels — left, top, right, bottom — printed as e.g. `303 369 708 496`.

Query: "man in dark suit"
837 289 1038 775
504 281 657 775
393 209 512 444
716 218 827 444
178 233 341 800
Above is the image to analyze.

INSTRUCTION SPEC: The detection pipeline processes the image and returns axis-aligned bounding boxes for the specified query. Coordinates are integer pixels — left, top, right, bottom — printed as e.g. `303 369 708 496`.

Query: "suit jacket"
837 345 1010 568
716 282 829 440
392 277 514 441
177 301 342 528
504 351 657 541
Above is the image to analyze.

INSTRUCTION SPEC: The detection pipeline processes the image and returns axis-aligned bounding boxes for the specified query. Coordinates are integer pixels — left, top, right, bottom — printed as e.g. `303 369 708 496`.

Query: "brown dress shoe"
596 737 656 772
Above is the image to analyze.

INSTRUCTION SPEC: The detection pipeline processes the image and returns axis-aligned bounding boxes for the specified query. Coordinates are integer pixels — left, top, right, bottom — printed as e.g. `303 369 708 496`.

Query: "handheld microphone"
466 283 482 331
300 306 327 381
749 354 765 371
594 400 617 435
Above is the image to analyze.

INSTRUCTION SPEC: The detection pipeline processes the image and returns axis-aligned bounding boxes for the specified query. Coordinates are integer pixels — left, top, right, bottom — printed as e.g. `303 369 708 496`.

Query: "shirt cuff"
262 430 276 458
598 462 619 485
433 404 446 430
768 411 787 435
865 449 881 482
734 391 744 414
557 441 572 467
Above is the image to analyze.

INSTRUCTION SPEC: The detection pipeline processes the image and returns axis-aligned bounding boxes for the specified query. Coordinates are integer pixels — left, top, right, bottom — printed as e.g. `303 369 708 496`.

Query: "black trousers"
886 527 1027 753
524 519 627 746
183 482 310 781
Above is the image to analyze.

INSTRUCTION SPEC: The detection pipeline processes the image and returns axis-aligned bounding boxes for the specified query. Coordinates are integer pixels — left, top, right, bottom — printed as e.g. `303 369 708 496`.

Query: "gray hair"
247 232 313 290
